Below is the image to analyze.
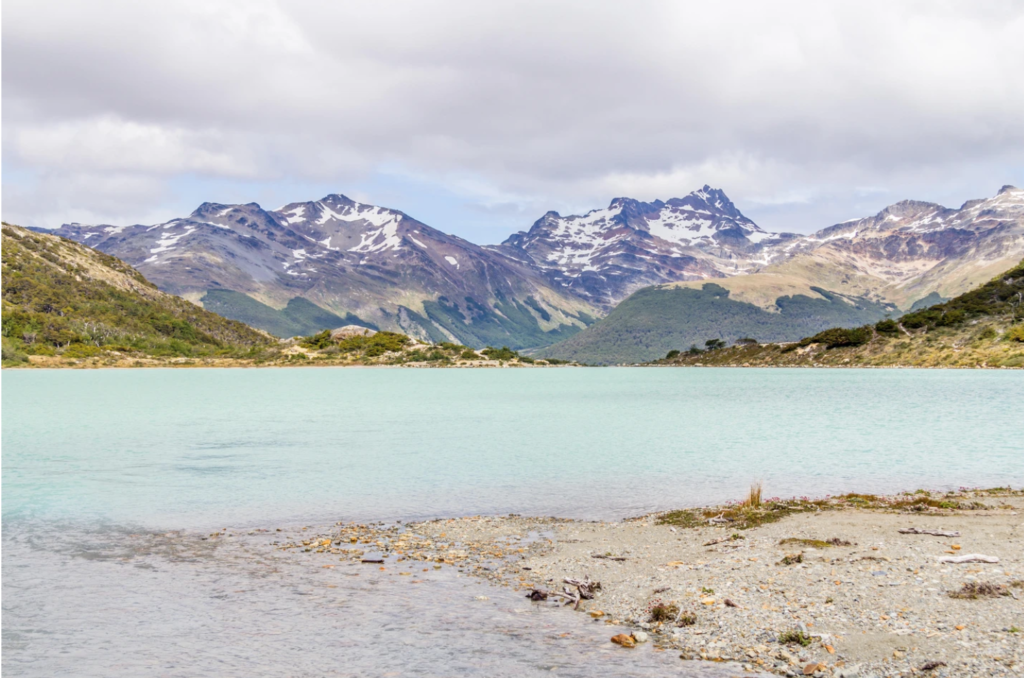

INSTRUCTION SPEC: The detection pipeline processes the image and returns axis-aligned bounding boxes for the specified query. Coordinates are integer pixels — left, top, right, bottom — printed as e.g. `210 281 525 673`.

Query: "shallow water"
3 367 1022 675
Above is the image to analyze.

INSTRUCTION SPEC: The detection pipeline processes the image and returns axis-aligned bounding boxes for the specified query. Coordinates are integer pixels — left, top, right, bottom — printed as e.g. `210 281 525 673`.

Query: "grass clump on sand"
948 583 1012 599
778 537 853 548
656 487 1017 531
648 603 679 622
778 630 813 646
778 553 804 566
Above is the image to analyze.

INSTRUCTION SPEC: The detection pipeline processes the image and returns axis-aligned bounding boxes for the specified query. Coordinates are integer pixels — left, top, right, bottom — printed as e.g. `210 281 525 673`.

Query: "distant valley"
43 185 1024 358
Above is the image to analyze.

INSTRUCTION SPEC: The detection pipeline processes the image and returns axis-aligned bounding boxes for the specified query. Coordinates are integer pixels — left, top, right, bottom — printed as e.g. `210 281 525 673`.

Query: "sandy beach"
284 489 1024 677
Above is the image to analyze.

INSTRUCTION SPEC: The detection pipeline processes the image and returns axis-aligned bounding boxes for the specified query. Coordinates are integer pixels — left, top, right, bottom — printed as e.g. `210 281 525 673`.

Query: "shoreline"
284 488 1023 677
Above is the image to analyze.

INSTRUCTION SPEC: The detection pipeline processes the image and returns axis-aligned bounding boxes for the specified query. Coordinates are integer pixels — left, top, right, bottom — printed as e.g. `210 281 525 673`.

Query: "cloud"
3 0 1023 232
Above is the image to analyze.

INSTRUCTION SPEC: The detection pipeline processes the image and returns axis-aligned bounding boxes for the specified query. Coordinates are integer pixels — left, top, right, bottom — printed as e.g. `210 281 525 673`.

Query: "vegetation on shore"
2 224 275 366
1 224 581 369
654 487 1016 531
650 258 1024 369
537 282 895 365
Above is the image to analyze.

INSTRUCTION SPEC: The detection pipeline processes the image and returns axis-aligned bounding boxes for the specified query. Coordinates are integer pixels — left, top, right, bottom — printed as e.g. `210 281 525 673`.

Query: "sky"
3 1 1024 243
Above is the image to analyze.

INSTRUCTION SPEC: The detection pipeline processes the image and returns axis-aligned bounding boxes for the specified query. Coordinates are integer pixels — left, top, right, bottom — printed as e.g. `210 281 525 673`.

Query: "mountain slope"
496 185 799 308
1 223 273 364
535 185 1024 363
500 184 1024 313
50 195 597 348
652 258 1024 369
536 282 894 364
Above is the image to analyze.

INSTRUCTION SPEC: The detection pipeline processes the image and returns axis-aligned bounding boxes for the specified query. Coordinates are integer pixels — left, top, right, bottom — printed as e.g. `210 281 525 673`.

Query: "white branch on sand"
937 554 999 564
899 528 961 537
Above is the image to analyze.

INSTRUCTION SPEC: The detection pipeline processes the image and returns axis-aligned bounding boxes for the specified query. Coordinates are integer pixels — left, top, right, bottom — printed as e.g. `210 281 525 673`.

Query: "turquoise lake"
2 367 1022 676
4 367 1023 528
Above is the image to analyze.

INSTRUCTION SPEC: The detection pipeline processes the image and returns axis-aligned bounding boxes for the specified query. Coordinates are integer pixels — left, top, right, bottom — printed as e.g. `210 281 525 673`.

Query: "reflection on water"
2 521 768 677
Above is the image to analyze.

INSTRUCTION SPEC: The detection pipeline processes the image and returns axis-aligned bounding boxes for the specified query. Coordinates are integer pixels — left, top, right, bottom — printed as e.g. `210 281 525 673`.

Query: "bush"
802 326 872 349
337 331 410 356
482 346 519 361
875 318 900 335
300 330 333 350
62 343 102 359
735 337 758 345
1 338 28 364
687 345 704 355
460 348 480 360
665 349 681 360
704 338 726 350
1006 325 1024 343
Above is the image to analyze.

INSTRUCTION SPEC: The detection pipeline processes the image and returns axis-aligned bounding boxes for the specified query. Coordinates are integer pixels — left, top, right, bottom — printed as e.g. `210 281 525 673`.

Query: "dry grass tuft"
745 481 763 508
947 582 1011 599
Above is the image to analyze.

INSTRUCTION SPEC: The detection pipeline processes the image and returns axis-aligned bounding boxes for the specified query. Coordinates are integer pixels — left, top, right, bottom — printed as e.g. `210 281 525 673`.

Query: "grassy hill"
2 223 275 366
536 282 895 364
652 258 1024 369
200 289 376 338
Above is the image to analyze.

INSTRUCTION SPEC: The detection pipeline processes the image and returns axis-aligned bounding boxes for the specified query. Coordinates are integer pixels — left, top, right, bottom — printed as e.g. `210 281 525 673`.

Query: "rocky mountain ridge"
52 195 598 348
44 185 1024 349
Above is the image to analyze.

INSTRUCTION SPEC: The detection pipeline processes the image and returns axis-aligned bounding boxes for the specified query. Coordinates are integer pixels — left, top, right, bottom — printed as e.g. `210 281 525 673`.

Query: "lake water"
3 367 1022 676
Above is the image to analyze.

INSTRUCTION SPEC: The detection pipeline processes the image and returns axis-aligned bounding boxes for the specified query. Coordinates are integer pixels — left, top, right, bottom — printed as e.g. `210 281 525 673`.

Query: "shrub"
665 349 680 360
778 630 812 646
704 338 726 350
687 345 704 355
300 330 333 349
736 337 758 345
460 348 480 360
802 326 871 349
875 318 900 335
62 343 102 359
482 346 518 361
1006 325 1024 343
648 603 679 622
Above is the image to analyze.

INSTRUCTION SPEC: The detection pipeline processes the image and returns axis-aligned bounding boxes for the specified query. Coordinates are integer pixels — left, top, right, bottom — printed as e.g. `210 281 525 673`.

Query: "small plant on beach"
745 481 763 508
779 537 853 549
948 582 1011 599
1009 626 1021 634
700 586 714 595
778 553 803 566
676 611 697 627
648 602 680 622
778 630 812 647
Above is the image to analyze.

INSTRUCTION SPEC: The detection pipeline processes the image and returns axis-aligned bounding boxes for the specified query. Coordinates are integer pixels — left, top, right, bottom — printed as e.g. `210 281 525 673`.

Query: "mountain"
48 195 598 348
1 223 273 365
535 186 1024 363
495 185 800 308
501 184 1024 312
535 282 896 364
44 185 1024 355
652 258 1024 369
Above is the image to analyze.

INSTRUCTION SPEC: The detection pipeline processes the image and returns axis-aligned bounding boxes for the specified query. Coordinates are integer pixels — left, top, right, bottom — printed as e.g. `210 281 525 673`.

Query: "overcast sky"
4 1 1023 241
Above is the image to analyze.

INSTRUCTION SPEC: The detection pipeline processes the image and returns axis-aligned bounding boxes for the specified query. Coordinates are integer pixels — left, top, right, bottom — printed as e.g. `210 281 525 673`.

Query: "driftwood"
591 554 627 561
525 577 601 610
707 513 731 525
937 553 999 564
899 528 961 537
360 558 384 563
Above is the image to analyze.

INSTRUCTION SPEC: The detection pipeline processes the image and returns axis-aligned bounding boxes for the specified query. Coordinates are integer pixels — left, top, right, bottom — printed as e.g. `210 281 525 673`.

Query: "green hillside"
2 224 274 365
537 282 894 364
200 289 376 338
653 258 1024 369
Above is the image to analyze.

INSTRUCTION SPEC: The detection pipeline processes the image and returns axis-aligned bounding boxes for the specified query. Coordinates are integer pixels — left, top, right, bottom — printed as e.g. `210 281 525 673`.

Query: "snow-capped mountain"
496 185 800 307
498 184 1024 310
771 184 1024 307
46 185 1024 349
51 195 598 347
